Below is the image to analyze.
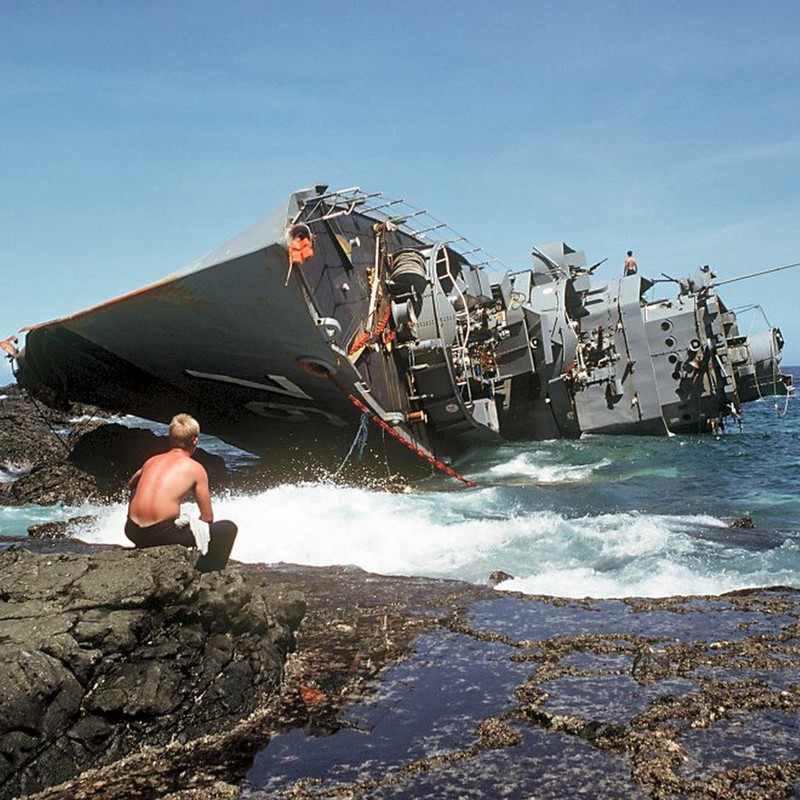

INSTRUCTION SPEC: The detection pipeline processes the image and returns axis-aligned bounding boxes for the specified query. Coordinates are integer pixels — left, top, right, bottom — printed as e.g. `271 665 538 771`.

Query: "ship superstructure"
9 185 793 480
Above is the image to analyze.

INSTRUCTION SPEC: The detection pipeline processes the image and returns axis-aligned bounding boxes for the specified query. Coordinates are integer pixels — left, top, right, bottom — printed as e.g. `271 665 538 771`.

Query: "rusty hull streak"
21 277 212 333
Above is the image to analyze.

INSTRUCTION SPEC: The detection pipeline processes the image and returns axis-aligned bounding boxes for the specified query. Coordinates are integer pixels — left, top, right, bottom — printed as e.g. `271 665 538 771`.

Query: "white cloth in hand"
175 514 210 555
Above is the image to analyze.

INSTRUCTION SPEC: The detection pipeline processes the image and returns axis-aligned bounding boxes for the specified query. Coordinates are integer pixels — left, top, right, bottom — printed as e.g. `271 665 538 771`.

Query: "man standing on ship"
125 413 237 572
623 250 638 276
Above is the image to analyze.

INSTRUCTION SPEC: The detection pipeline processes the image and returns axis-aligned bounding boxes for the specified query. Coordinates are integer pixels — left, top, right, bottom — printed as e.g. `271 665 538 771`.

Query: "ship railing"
295 185 511 278
295 186 383 222
297 185 511 413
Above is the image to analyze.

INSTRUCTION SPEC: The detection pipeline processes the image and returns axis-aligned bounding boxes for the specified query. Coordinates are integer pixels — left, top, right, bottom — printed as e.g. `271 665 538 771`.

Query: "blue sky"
2 0 799 387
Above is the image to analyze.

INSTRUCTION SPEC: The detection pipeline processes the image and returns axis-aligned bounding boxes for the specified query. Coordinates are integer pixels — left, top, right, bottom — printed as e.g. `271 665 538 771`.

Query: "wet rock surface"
0 544 304 800
6 540 798 800
243 587 800 799
2 384 799 798
26 516 97 540
0 385 73 480
2 541 495 800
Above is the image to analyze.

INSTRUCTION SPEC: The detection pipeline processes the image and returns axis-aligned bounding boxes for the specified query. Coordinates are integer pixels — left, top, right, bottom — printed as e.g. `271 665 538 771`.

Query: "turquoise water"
2 369 798 599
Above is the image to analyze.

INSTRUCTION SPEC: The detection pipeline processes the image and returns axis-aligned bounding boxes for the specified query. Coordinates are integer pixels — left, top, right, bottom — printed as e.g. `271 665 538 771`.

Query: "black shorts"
125 517 238 573
124 518 194 548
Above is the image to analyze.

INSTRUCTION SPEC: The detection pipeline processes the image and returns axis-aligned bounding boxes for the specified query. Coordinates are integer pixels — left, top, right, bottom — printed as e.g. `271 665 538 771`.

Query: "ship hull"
17 193 445 480
12 185 793 482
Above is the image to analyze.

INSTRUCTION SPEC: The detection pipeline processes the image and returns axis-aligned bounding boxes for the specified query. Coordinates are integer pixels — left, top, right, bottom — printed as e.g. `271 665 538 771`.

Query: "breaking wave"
483 450 614 484
4 375 799 600
71 479 800 599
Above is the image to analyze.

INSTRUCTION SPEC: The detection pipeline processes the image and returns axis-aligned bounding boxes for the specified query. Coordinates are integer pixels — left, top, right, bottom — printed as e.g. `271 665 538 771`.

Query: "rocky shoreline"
0 544 303 799
4 540 799 800
2 385 800 798
0 384 231 510
1 540 498 800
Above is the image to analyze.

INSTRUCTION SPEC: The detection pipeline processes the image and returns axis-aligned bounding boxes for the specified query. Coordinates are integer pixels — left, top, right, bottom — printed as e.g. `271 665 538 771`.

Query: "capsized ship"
9 185 793 481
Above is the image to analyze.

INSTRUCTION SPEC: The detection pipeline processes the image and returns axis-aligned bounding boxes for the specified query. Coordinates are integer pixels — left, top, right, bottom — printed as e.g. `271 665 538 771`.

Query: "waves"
69 477 799 599
4 383 799 600
483 452 613 485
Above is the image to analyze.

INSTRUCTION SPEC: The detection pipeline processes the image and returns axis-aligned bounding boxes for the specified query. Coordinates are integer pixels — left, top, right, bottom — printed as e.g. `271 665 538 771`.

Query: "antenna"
714 260 800 287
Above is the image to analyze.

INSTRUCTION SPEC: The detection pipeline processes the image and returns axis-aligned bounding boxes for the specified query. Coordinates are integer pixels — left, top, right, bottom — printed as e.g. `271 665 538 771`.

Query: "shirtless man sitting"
125 413 237 572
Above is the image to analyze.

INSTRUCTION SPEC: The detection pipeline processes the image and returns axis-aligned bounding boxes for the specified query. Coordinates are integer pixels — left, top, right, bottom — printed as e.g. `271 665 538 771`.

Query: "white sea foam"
0 464 31 483
499 563 735 599
80 486 517 576
485 454 612 484
67 483 786 599
7 390 798 598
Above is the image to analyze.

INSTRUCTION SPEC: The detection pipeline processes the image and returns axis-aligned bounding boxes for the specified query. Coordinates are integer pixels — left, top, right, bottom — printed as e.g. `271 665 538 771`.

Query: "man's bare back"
124 414 236 572
128 448 213 527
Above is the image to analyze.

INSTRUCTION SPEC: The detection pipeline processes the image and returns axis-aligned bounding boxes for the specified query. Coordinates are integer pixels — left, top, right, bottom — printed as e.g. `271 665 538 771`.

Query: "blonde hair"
169 413 200 450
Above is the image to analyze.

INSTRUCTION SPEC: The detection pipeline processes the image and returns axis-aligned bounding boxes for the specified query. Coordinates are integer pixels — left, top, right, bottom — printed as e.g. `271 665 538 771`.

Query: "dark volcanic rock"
13 556 496 800
0 385 71 474
68 422 229 493
0 385 114 506
28 515 97 539
0 385 230 506
1 461 100 506
4 552 798 800
0 545 305 800
488 569 514 586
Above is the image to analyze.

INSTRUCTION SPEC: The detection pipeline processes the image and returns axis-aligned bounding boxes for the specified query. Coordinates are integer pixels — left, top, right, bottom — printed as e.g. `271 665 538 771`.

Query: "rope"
347 395 475 487
746 332 792 419
773 357 792 418
326 341 475 487
378 424 393 478
348 307 393 355
776 390 791 418
332 410 371 478
25 392 72 455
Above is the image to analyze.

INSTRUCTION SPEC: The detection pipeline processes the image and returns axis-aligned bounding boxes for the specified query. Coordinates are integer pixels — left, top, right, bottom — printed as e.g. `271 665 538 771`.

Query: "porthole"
668 354 678 364
665 336 676 348
660 320 672 332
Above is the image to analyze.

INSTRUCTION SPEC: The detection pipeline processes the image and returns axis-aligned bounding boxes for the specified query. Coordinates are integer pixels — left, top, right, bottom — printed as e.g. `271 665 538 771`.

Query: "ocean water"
2 369 799 599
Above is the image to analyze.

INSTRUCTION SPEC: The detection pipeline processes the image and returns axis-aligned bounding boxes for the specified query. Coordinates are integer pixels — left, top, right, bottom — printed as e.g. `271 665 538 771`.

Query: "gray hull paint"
13 186 793 477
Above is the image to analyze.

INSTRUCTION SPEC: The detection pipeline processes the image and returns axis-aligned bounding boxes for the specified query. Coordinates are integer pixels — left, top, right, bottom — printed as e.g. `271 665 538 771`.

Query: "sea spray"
71 484 799 599
4 372 799 600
